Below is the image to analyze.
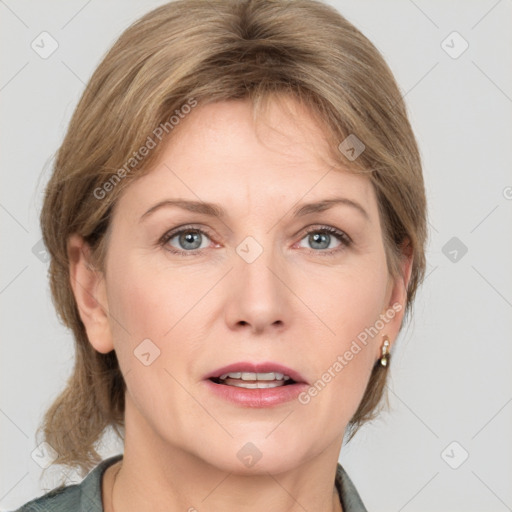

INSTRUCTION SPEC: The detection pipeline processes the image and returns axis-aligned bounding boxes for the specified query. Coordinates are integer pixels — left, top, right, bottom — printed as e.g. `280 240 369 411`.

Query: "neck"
108 397 344 512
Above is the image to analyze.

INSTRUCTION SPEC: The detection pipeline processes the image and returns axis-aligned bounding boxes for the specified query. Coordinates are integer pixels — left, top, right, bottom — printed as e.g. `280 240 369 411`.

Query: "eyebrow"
139 197 370 222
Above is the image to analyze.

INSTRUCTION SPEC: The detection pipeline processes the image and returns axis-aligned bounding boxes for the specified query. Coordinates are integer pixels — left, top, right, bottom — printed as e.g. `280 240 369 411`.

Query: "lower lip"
203 379 309 407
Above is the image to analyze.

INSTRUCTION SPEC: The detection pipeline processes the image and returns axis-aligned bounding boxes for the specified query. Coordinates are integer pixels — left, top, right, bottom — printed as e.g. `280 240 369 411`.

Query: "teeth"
219 372 241 379
225 381 286 389
218 372 292 381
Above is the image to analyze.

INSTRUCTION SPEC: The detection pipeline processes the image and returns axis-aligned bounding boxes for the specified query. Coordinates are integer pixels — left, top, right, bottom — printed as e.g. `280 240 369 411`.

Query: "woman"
15 0 427 510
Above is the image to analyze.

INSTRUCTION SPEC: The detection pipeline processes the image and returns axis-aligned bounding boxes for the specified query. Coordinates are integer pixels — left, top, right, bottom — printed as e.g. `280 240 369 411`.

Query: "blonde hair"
39 0 427 475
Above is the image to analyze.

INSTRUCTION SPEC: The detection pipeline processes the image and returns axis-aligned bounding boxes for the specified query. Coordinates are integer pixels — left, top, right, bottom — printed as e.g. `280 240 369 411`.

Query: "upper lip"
204 361 308 384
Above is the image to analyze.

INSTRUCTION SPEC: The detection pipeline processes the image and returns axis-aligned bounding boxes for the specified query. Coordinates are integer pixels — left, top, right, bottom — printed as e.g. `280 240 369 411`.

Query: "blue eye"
161 226 211 254
298 226 351 255
159 224 351 257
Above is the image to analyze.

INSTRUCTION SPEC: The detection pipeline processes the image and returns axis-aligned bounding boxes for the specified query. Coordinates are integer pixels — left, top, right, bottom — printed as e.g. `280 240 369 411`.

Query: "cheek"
306 253 389 412
108 273 164 338
107 252 191 339
309 250 389 344
103 255 172 378
104 258 189 418
105 253 210 384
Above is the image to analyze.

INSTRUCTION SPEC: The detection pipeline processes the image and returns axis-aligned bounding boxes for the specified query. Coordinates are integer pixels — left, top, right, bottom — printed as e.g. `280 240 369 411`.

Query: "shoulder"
335 462 369 512
13 483 81 512
11 455 123 512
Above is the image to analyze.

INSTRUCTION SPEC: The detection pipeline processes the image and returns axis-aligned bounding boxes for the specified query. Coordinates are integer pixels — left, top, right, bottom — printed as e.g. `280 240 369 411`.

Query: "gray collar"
335 462 369 512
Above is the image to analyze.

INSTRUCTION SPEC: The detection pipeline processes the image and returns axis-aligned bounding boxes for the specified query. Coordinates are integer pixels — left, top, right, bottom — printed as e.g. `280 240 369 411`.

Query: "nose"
223 239 290 335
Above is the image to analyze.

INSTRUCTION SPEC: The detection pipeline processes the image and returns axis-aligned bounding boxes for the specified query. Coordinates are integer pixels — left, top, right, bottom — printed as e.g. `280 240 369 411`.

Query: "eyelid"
300 224 352 244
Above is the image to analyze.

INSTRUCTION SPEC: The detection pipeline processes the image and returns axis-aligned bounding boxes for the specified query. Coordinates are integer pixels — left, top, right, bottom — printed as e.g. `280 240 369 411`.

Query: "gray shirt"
13 454 368 511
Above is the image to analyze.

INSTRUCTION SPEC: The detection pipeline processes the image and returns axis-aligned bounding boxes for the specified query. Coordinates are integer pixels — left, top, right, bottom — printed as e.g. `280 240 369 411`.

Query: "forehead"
114 98 377 220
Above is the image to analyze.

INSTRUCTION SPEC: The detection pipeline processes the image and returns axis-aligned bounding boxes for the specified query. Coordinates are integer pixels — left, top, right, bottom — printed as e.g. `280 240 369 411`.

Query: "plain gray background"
1 1 511 510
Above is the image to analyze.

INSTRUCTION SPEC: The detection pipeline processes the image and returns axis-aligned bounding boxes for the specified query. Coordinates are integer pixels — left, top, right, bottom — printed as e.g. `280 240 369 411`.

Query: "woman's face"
78 97 409 474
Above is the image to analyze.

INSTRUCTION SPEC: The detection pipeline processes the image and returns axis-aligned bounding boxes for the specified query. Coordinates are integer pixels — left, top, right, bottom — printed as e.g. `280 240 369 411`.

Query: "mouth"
204 361 307 388
209 371 296 389
203 362 309 407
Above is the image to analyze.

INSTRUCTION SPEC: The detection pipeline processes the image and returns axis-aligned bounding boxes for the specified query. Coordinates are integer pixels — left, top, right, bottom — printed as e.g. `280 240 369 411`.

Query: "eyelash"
159 224 352 257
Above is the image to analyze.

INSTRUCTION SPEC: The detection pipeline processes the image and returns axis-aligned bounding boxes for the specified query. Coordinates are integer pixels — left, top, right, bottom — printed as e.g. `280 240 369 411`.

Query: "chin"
197 437 312 476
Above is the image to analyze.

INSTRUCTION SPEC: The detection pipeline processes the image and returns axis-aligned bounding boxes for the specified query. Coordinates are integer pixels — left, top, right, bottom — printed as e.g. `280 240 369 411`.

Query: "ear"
67 233 114 354
379 241 414 353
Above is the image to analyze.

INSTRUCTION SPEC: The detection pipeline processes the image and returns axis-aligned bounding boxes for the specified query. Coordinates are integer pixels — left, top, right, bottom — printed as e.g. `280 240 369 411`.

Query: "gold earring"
379 335 390 367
